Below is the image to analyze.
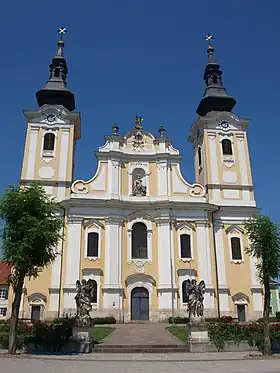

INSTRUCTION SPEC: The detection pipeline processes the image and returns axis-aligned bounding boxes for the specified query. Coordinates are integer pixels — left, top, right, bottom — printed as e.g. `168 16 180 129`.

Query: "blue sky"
0 1 279 223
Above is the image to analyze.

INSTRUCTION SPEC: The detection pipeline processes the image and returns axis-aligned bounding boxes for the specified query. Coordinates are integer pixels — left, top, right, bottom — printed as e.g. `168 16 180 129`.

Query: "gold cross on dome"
58 27 67 39
204 33 214 46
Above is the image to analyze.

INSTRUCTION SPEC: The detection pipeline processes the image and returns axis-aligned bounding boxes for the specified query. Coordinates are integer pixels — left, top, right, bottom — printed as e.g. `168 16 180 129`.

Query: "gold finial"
204 33 214 47
204 33 215 63
135 115 144 130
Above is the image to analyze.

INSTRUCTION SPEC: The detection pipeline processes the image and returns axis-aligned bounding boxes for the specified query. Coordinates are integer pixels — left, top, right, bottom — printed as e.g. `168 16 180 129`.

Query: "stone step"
93 344 190 353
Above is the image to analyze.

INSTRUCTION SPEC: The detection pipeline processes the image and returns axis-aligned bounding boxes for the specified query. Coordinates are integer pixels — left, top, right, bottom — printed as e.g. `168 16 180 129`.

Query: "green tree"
0 182 63 354
245 215 280 355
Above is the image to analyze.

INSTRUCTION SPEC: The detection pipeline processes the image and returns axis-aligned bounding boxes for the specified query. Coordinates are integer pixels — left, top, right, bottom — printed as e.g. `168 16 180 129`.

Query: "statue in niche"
132 173 147 196
184 279 206 318
74 279 96 326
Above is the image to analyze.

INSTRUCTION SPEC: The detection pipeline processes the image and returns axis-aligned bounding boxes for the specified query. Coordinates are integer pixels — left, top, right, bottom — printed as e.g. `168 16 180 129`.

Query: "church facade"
8 35 265 322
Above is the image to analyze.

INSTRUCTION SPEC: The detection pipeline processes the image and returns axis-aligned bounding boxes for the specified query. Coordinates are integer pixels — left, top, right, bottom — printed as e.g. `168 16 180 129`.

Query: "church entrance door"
131 287 149 321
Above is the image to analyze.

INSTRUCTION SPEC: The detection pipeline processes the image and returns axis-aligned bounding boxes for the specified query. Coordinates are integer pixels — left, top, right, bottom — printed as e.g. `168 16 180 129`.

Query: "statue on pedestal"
132 173 147 196
74 279 96 326
184 279 206 318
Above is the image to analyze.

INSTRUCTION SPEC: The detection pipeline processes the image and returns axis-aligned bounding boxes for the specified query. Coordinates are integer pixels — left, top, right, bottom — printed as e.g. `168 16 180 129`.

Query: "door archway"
131 287 149 321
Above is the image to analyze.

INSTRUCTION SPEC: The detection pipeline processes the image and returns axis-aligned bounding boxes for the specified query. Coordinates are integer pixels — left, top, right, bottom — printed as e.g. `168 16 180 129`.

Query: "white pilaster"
109 160 121 196
49 235 63 313
250 254 263 312
196 221 214 310
26 126 39 180
214 221 229 312
63 217 82 311
156 161 168 196
103 217 122 309
208 132 220 202
58 128 70 181
157 218 173 309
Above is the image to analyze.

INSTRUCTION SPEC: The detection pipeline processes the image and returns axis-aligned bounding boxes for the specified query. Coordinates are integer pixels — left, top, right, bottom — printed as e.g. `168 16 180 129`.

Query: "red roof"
0 261 11 284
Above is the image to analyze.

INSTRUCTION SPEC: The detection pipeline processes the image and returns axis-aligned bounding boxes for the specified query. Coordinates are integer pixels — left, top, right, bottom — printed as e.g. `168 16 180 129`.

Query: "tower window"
87 232 99 257
231 237 242 260
198 147 202 167
132 222 147 259
180 234 192 259
222 139 233 156
213 75 218 84
54 68 60 78
43 133 55 151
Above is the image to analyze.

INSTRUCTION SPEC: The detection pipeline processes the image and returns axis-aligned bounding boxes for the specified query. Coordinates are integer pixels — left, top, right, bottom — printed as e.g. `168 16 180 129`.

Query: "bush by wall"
208 320 280 352
92 316 116 325
168 317 189 324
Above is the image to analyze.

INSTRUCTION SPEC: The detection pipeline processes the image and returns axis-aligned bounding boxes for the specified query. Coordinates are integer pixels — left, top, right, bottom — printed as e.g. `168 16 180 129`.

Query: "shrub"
0 320 32 350
92 317 116 325
24 316 75 352
276 312 280 321
208 321 280 352
168 317 189 324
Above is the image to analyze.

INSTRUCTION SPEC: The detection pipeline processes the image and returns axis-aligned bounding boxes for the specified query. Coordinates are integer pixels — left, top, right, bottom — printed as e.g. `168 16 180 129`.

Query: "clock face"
220 120 230 130
46 113 56 123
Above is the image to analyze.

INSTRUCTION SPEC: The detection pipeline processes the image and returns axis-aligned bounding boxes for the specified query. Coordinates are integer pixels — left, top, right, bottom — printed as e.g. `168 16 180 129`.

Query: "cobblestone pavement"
0 355 280 373
100 323 184 345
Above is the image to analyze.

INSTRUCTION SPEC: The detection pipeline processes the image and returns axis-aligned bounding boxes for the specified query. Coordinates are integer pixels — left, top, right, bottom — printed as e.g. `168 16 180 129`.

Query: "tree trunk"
8 274 25 354
263 277 271 356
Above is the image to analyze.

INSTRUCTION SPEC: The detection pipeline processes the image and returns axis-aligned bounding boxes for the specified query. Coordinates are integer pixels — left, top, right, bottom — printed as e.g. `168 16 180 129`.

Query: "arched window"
43 133 55 151
182 280 188 303
231 237 242 260
87 232 99 257
180 234 192 259
198 147 202 167
132 222 147 259
90 280 97 303
222 139 233 156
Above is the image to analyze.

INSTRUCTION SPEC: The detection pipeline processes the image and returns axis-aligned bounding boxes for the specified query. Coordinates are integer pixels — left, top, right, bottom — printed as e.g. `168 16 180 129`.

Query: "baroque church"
8 33 265 323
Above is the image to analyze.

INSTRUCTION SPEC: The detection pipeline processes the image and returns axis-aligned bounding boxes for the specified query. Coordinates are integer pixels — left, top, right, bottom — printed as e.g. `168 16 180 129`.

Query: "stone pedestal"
68 325 93 353
187 317 213 353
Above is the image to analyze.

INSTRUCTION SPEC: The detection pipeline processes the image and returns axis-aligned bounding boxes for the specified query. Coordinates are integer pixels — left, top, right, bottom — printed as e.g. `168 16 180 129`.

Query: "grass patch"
166 326 188 343
91 326 115 342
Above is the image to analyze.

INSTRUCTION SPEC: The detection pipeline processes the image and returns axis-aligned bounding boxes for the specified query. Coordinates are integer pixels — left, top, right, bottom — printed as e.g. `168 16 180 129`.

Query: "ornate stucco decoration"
189 184 205 196
128 259 150 274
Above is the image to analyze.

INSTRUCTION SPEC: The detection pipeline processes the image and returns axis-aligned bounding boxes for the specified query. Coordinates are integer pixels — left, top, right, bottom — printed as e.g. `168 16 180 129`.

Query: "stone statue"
74 279 96 326
132 173 147 196
184 279 206 318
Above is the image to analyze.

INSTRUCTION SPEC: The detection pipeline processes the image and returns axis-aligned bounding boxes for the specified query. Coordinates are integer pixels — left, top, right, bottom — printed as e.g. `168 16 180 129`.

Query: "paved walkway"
1 355 280 373
100 323 184 345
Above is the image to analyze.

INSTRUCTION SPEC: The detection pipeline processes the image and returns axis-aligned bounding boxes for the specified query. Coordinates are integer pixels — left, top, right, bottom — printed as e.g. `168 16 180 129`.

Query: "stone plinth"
69 325 93 353
187 317 211 352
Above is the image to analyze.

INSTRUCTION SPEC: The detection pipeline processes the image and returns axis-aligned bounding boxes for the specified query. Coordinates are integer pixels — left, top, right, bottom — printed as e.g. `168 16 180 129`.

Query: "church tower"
20 30 81 201
189 35 255 208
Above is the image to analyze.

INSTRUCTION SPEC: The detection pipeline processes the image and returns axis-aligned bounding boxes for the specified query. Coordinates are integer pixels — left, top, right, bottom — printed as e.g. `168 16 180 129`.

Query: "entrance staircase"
93 323 189 353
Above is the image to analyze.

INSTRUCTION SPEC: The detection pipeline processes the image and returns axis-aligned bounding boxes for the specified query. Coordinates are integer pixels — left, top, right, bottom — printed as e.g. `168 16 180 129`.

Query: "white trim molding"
125 273 155 321
41 128 59 163
226 225 244 264
127 217 153 263
82 268 102 309
176 221 195 262
128 161 150 196
177 268 196 308
83 218 104 260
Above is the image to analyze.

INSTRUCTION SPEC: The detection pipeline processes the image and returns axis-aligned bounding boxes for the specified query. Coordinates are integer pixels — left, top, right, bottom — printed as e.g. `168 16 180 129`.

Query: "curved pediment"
71 161 107 194
171 164 205 197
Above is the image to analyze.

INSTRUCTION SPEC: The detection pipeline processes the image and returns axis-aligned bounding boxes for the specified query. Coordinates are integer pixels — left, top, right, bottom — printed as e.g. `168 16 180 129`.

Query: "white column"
196 222 214 310
103 217 122 309
63 217 82 311
157 218 173 310
26 126 39 180
214 221 229 312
